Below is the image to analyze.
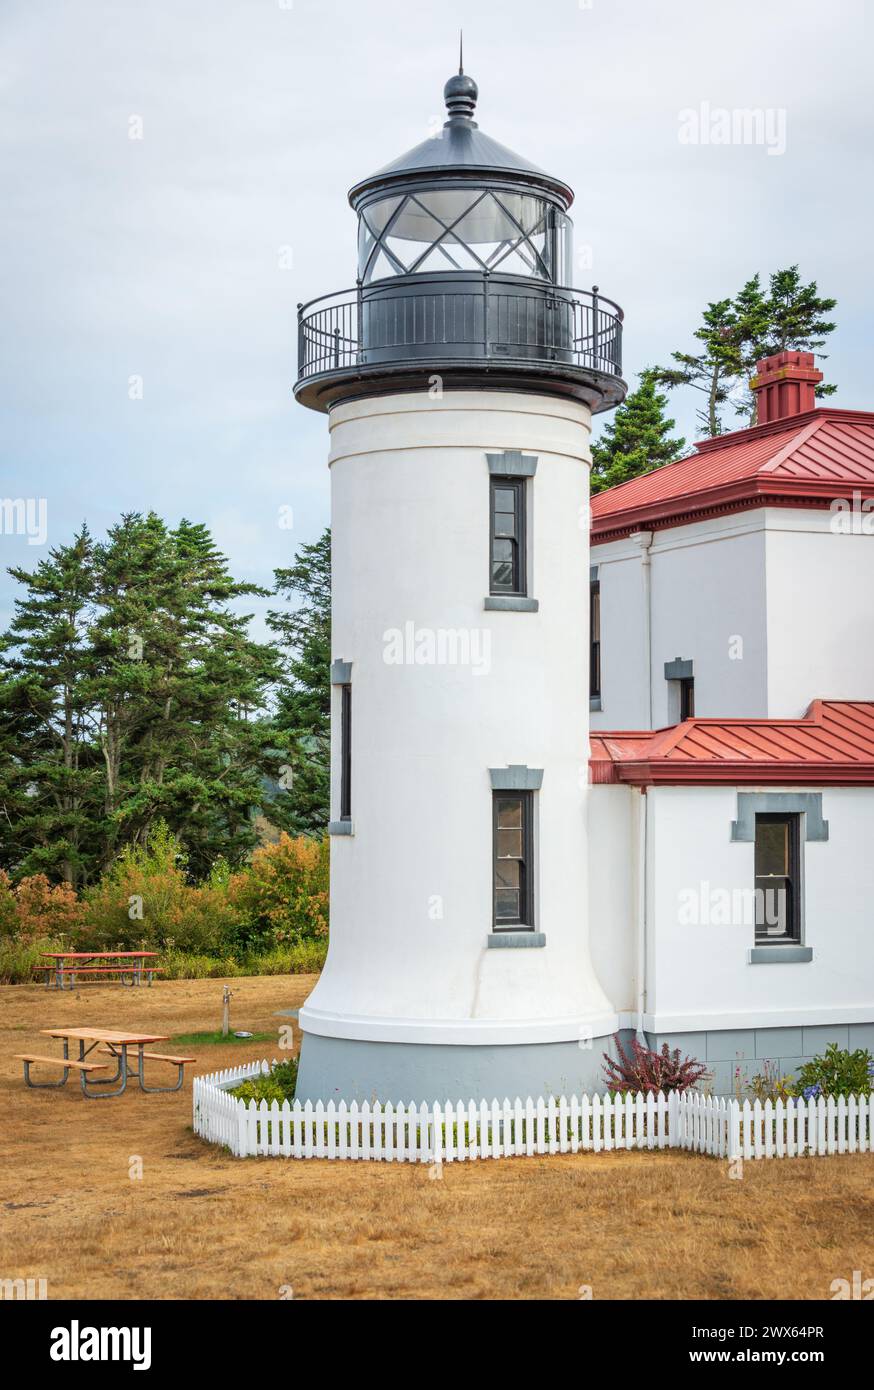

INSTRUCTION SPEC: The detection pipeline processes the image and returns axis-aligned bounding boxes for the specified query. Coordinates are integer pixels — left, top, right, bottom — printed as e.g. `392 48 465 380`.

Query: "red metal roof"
590 409 874 543
590 701 874 786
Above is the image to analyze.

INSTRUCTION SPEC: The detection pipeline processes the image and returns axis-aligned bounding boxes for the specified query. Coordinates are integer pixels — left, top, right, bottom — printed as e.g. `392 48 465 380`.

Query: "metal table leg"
81 1044 129 1099
22 1038 71 1088
136 1047 186 1093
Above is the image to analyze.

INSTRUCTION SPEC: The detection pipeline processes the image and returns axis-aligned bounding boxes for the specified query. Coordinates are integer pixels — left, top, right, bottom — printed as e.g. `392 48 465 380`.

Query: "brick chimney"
750 350 823 424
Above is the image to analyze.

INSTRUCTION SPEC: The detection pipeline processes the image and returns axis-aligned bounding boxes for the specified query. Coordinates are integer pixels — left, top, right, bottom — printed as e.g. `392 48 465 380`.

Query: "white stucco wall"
586 783 638 1014
591 512 769 730
764 512 874 716
301 389 618 1049
643 784 874 1032
591 506 874 731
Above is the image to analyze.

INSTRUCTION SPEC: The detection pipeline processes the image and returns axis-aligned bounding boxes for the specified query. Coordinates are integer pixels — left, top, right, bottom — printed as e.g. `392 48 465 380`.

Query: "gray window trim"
589 696 602 712
664 657 693 681
749 945 814 965
484 595 539 612
487 931 546 949
328 820 353 836
731 792 828 843
489 765 544 791
330 659 352 684
486 450 538 478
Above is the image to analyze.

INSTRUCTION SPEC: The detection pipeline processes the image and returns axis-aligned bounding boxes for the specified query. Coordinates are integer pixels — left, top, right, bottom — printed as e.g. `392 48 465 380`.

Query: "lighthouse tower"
294 65 627 1103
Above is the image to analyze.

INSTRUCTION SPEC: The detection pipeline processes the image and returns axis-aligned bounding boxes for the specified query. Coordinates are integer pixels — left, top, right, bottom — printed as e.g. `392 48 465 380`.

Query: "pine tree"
0 528 99 884
267 530 331 835
0 514 284 883
653 267 837 435
590 372 686 494
650 298 743 437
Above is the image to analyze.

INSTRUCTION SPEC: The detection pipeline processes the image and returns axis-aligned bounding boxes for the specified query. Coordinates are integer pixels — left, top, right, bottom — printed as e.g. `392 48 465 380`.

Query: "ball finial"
444 70 478 123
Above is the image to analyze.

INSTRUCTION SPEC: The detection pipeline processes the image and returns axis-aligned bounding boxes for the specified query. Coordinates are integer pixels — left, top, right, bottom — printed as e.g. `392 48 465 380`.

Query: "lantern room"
294 67 626 414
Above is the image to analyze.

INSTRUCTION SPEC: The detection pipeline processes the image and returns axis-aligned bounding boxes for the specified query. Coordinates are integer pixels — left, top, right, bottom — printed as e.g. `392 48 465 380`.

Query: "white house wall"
591 512 769 730
586 782 638 1015
592 506 874 731
764 511 874 716
639 784 874 1092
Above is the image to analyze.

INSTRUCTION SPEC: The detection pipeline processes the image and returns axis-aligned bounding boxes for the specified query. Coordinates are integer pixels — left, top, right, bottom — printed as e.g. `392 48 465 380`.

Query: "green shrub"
79 823 238 954
793 1044 874 1099
230 1058 298 1105
227 833 328 950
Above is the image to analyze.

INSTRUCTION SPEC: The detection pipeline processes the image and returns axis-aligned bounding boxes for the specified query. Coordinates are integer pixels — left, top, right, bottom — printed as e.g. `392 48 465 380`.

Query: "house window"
493 791 533 929
590 578 601 700
490 477 526 595
754 813 800 943
679 677 695 720
340 684 352 821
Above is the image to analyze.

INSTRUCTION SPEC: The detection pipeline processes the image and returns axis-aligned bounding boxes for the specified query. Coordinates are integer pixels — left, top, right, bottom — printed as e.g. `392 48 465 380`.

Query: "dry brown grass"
1 976 872 1300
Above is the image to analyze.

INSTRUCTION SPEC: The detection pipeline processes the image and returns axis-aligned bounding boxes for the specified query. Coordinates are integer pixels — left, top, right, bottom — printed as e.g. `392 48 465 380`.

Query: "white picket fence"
192 1059 873 1164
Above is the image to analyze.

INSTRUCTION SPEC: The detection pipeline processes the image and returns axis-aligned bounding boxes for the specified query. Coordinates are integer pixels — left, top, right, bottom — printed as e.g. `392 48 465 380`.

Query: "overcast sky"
1 0 870 633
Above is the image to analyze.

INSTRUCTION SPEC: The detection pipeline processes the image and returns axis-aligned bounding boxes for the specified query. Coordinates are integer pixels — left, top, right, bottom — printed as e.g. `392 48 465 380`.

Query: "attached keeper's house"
588 358 874 1095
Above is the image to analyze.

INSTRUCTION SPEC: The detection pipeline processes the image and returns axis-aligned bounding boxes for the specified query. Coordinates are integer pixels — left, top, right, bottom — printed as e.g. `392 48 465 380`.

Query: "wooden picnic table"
38 951 161 990
16 1027 194 1098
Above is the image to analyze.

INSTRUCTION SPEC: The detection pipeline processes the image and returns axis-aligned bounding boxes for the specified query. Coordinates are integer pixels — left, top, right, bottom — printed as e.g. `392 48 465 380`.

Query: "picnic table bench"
15 1028 196 1098
36 952 162 990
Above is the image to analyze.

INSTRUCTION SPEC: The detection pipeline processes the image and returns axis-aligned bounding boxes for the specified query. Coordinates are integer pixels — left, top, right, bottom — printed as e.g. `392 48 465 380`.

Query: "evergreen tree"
267 530 331 835
653 266 837 436
0 528 98 884
590 372 686 494
651 298 743 437
0 513 283 884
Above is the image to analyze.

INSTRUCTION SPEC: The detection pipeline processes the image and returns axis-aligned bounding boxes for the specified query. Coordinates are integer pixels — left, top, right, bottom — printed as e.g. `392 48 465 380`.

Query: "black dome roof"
348 70 574 210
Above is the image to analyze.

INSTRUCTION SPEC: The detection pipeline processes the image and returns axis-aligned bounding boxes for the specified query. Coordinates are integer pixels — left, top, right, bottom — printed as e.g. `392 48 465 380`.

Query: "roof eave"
603 759 874 787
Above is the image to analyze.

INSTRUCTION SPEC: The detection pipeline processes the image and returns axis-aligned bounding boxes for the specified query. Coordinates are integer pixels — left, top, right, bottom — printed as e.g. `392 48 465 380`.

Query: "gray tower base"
294 1029 631 1105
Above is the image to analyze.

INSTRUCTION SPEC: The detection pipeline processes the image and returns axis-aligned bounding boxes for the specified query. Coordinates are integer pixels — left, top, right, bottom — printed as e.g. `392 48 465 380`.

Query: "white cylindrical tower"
294 66 627 1102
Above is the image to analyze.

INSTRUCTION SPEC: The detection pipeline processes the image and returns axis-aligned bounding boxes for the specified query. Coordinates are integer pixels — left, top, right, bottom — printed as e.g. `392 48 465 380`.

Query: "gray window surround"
486 931 546 949
590 696 602 711
487 452 537 609
489 765 544 791
328 820 353 836
732 793 826 966
731 792 828 843
664 657 693 681
749 945 814 965
484 595 539 612
330 659 352 684
486 451 538 478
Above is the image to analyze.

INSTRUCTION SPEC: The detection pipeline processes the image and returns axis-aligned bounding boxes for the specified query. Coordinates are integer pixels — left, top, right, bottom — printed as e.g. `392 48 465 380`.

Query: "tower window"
493 791 534 929
490 477 526 595
679 677 694 720
340 684 352 821
590 577 601 701
754 813 800 944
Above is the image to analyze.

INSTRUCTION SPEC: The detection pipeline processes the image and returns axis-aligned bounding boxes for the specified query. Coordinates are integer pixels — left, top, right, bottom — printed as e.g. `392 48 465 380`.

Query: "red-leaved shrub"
602 1035 708 1095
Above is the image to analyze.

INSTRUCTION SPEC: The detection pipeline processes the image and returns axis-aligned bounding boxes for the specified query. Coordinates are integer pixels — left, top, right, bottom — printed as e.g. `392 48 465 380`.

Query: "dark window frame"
339 683 352 822
679 676 695 720
489 475 527 596
754 812 800 944
492 790 534 931
590 578 601 700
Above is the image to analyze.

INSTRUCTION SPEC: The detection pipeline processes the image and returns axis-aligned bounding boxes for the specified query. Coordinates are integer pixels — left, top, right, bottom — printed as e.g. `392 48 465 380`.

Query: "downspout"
635 530 654 728
635 786 648 1043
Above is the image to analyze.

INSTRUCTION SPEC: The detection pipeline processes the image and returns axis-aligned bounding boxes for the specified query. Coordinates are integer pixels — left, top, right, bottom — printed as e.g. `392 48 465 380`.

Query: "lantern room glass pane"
358 189 573 284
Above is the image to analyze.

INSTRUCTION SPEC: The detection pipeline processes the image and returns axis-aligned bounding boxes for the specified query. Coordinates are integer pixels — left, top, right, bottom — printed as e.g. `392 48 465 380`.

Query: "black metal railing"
296 273 623 385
